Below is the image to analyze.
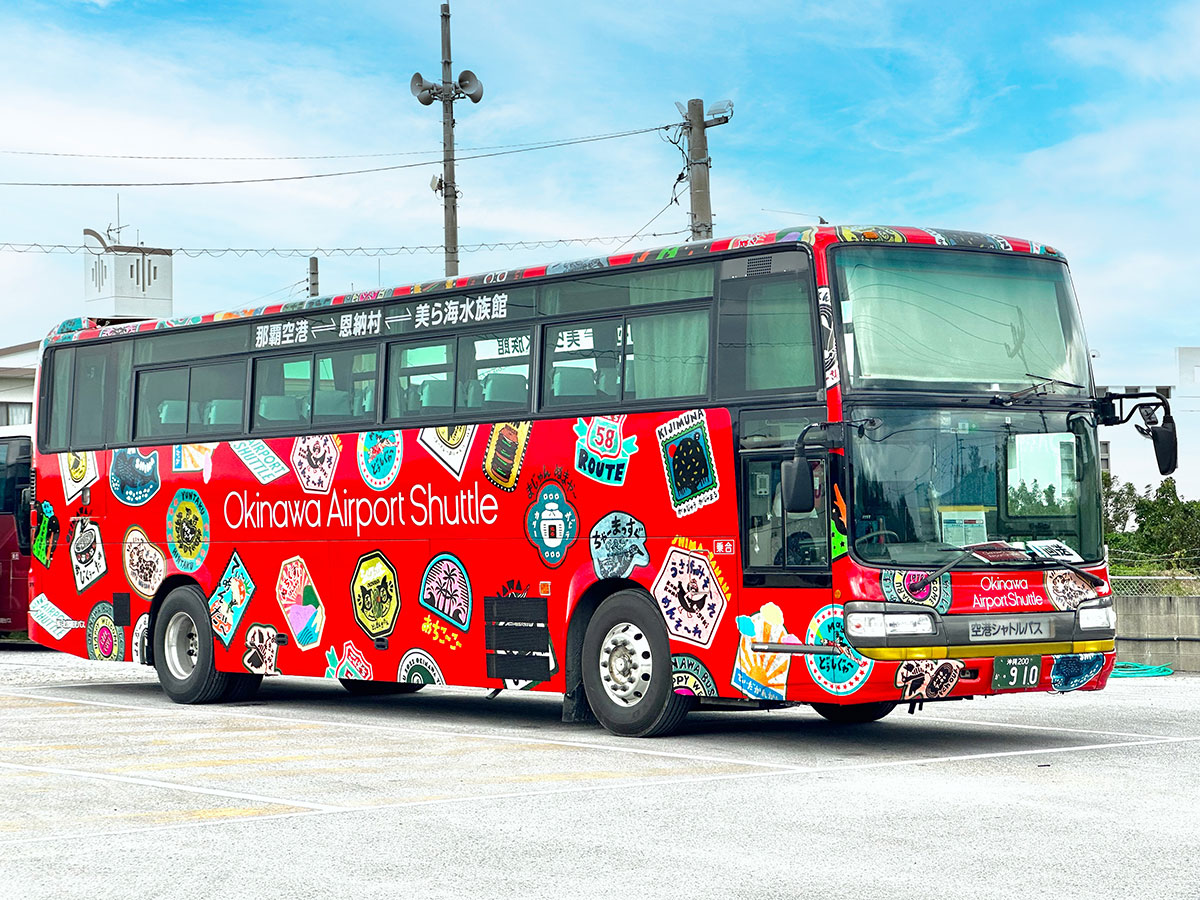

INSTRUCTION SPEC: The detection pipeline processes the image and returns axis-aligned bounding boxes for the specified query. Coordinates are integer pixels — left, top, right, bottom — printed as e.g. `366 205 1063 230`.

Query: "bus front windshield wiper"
995 373 1085 406
1018 554 1106 587
908 541 1028 593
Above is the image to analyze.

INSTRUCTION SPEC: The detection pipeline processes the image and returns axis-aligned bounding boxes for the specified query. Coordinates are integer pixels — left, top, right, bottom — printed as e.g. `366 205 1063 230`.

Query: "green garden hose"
1112 661 1174 677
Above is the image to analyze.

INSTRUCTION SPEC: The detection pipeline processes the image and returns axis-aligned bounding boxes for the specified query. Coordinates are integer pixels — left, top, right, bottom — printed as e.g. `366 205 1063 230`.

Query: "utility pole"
307 257 319 297
411 3 484 278
679 98 733 241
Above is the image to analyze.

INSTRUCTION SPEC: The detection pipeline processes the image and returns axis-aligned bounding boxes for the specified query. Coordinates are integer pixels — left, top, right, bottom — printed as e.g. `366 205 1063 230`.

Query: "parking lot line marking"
0 689 803 773
0 761 349 813
916 715 1185 740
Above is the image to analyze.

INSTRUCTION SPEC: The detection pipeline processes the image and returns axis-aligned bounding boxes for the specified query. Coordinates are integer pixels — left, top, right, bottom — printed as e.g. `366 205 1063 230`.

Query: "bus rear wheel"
581 590 690 738
154 585 232 704
810 701 897 724
339 678 423 696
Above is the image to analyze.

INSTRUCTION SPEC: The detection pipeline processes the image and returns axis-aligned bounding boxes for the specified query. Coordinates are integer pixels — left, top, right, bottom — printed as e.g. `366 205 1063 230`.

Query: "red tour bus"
0 434 33 634
27 225 1175 736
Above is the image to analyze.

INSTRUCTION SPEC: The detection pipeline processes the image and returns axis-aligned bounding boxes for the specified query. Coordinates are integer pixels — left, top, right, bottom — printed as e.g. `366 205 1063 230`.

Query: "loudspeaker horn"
410 72 437 105
457 69 484 103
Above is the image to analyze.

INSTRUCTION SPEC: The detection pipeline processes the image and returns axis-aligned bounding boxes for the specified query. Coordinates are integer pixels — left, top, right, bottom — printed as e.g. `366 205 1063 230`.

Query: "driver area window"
745 457 829 569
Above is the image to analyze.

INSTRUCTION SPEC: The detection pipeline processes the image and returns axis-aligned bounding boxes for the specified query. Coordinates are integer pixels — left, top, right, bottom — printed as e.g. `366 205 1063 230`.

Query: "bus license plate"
993 655 1042 690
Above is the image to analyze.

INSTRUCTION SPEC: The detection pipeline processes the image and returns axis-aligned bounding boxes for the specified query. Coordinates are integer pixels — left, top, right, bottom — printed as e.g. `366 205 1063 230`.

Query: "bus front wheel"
581 590 690 738
810 701 897 724
154 585 234 704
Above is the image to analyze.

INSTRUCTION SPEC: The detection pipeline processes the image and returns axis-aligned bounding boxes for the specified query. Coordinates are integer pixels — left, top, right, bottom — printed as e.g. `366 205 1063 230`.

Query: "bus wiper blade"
996 373 1085 405
1020 555 1106 587
908 542 1024 593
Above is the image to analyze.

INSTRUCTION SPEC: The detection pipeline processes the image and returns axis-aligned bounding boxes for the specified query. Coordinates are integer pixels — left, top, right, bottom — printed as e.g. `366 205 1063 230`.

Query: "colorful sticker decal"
895 659 964 701
243 623 280 676
123 525 166 599
32 501 61 568
291 434 341 494
419 553 471 630
652 541 730 649
881 570 952 614
324 641 374 681
357 430 403 491
166 489 209 573
836 225 906 243
804 605 874 696
398 648 445 685
817 286 839 389
732 603 794 701
352 550 400 639
573 416 637 486
109 448 161 506
672 653 719 697
1051 653 1105 692
926 229 1011 250
28 594 84 640
172 443 217 482
86 602 125 662
418 425 478 480
484 421 531 492
69 518 107 593
589 512 650 579
1044 569 1096 611
525 478 578 568
421 615 463 650
229 440 289 484
276 556 325 650
208 551 255 647
131 613 150 665
831 484 849 560
657 409 719 517
59 450 98 503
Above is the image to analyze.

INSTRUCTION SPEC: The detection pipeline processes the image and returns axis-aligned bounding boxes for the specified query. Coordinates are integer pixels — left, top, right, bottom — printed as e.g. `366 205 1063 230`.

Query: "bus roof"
46 224 1063 345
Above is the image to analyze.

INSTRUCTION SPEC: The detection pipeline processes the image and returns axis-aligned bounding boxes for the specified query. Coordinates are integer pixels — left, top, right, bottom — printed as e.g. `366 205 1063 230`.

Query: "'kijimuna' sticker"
656 410 719 517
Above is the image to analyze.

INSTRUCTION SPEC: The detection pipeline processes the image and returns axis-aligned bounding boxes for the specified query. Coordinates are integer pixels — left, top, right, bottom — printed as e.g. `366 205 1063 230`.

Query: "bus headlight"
1078 603 1117 630
845 612 935 638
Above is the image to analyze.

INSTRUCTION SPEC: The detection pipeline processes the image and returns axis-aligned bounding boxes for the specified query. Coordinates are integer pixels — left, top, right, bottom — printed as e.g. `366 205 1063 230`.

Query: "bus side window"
252 355 312 430
189 361 247 434
314 348 376 423
70 345 112 449
44 347 74 452
717 252 818 399
624 308 709 402
386 340 455 419
135 367 190 440
458 329 531 412
746 457 829 568
542 319 619 407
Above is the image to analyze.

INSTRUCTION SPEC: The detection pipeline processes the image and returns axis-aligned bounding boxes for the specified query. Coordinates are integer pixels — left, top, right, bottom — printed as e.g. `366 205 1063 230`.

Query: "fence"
1110 575 1200 597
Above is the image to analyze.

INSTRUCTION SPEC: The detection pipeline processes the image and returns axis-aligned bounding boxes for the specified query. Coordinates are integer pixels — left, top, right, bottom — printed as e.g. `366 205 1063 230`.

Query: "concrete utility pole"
411 3 484 278
680 98 733 241
307 257 319 298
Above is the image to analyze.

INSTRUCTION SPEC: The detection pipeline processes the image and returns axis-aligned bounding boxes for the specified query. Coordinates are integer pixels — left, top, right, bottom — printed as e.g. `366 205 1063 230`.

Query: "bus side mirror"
1152 416 1178 476
781 456 815 514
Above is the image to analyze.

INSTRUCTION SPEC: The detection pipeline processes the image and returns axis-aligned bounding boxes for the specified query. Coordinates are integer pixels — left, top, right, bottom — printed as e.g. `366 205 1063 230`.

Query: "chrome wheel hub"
163 610 200 681
598 622 653 707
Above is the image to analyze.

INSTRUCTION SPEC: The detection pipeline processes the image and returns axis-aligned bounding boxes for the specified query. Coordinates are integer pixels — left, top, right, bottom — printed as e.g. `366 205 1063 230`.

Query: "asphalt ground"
1 642 1198 899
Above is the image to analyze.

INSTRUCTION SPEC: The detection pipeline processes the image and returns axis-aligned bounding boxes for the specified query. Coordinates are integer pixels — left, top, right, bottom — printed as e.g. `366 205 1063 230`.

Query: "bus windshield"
834 246 1091 394
849 406 1103 567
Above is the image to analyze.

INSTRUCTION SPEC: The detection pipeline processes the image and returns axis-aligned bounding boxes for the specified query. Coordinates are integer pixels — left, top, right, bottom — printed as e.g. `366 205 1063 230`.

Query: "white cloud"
1054 1 1200 82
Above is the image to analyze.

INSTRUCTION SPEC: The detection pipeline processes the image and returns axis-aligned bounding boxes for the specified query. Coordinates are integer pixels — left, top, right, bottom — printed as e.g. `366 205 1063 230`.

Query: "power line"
0 229 691 258
0 126 670 188
0 126 672 162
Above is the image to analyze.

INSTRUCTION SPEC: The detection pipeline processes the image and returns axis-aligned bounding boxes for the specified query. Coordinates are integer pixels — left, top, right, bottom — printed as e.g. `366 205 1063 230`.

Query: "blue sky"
1 0 1197 388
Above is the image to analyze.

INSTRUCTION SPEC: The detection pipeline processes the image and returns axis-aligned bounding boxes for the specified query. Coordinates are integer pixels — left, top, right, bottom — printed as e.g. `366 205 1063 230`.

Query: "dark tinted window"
387 340 455 419
457 329 531 412
625 308 709 402
542 319 621 407
135 367 190 439
315 348 376 423
537 264 712 315
717 252 817 397
253 355 312 430
189 361 246 434
70 345 111 448
45 347 74 452
133 323 250 365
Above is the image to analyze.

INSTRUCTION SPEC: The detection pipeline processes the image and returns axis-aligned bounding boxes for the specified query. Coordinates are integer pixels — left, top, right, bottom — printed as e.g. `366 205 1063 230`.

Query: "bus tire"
339 678 423 696
153 585 231 704
221 673 263 702
810 701 897 724
581 590 689 738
